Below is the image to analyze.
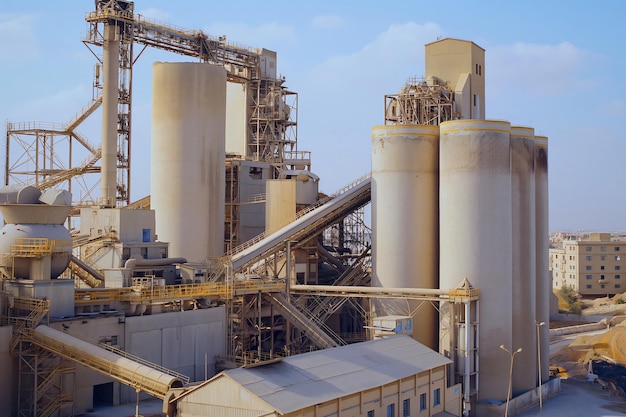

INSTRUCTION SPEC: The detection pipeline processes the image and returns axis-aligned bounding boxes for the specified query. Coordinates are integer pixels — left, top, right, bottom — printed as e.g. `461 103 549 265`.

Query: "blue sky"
1 1 625 232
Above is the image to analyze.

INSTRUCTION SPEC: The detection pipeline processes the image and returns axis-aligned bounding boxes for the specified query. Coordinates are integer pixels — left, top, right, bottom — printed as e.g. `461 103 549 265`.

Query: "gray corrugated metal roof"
225 335 451 415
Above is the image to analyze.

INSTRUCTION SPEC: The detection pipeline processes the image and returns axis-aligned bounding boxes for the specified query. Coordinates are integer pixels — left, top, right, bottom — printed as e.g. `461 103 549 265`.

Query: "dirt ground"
551 291 626 391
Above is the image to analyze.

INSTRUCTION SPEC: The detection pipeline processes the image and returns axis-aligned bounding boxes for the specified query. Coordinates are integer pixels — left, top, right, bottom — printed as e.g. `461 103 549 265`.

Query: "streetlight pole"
536 321 545 417
500 345 523 417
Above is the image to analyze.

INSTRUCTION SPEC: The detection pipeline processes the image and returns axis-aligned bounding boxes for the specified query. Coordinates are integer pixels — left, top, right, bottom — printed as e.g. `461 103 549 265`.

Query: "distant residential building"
550 232 626 296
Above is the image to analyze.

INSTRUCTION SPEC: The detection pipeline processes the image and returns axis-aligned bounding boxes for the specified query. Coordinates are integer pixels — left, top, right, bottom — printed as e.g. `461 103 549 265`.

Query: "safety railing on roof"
10 238 72 257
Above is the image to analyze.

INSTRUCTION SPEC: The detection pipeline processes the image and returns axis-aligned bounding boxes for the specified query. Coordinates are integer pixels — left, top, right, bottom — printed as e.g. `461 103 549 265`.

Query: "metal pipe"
464 300 471 417
101 22 120 207
291 284 453 297
536 321 545 417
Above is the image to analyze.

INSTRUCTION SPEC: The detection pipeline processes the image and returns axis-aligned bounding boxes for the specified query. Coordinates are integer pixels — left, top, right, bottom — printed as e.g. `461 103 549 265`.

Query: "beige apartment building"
551 232 626 296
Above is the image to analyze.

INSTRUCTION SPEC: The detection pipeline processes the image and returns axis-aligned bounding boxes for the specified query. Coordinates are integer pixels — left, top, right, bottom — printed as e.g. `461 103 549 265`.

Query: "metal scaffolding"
384 76 455 126
5 0 303 210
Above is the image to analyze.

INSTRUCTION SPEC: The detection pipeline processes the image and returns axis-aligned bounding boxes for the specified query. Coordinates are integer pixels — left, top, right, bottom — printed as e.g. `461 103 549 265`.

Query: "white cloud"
0 13 39 63
308 22 440 87
487 41 591 97
298 22 442 193
204 21 295 49
600 98 626 118
311 15 344 29
135 7 171 23
19 84 92 123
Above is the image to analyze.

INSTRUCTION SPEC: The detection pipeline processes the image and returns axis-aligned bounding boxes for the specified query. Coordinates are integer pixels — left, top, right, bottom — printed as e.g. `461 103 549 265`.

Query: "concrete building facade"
551 232 626 296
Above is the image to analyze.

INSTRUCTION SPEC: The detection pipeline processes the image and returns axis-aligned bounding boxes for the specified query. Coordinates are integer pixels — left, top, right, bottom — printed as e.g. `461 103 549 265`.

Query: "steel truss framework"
5 0 300 210
384 76 455 126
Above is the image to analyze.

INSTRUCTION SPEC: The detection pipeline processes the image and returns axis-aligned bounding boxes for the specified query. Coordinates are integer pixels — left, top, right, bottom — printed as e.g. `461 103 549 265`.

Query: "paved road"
517 377 626 417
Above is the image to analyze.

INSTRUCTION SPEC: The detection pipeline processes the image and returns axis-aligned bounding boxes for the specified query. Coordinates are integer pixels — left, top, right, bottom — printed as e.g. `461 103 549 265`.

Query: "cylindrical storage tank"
0 205 72 279
295 174 319 207
510 126 536 395
371 124 439 349
151 62 226 262
439 119 512 401
534 135 550 383
265 179 296 235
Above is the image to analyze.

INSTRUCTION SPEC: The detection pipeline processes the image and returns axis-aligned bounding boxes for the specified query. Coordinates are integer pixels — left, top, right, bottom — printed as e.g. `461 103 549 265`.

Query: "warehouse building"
172 335 460 417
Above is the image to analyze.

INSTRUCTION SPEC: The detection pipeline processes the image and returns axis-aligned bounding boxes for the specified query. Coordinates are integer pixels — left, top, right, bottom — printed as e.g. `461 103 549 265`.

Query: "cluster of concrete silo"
371 120 549 402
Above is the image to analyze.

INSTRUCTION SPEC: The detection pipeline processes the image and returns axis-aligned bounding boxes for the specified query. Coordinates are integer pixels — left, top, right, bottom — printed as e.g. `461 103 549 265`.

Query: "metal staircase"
69 255 104 288
7 297 75 417
263 293 345 349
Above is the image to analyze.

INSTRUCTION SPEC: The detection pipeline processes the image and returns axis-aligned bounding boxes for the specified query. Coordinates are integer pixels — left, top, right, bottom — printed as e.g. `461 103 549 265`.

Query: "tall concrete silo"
534 135 550 382
371 125 439 349
151 63 227 261
510 126 537 394
439 119 512 401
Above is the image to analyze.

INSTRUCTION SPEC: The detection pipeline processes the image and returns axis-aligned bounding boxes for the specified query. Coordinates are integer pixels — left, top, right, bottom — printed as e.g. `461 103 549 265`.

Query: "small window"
616 275 621 279
586 284 592 289
601 284 606 289
433 388 441 407
402 399 410 417
616 266 621 271
586 265 592 271
616 255 621 261
601 265 606 271
586 246 592 252
616 247 621 252
616 284 622 289
387 403 395 417
473 94 477 106
368 411 375 417
420 393 427 411
602 256 607 261
248 167 263 180
602 247 607 252
586 256 592 261
601 275 606 280
586 275 592 280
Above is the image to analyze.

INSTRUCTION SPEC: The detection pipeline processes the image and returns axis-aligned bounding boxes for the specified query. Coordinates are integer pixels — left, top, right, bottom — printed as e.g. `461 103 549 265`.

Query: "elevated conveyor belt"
230 174 371 271
27 325 186 399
